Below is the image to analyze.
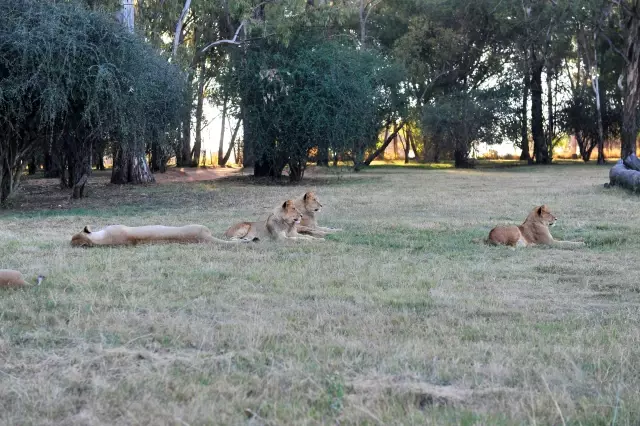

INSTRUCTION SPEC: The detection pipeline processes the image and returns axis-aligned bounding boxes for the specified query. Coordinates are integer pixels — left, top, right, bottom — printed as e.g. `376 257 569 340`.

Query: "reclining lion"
71 224 250 247
224 200 323 241
293 191 342 238
487 204 585 248
0 270 44 288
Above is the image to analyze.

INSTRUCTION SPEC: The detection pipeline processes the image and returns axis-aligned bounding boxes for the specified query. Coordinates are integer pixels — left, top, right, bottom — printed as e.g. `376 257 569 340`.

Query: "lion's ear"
303 192 308 201
83 226 92 234
282 201 289 209
537 206 543 216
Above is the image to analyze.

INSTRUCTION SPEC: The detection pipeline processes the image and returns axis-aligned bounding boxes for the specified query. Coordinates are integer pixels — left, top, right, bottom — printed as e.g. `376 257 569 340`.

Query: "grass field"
1 164 640 425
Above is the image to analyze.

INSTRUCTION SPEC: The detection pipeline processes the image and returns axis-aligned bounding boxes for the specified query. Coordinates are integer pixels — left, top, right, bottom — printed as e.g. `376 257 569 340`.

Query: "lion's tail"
472 237 489 245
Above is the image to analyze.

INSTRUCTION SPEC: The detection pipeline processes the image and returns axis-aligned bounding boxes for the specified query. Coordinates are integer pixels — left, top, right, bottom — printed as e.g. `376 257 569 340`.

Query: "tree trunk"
179 107 192 167
94 144 105 171
316 146 330 166
621 10 640 159
193 64 206 167
71 139 92 198
44 147 61 178
28 155 37 175
217 93 228 166
403 128 410 164
358 121 405 169
531 53 548 164
221 118 241 166
288 160 305 182
454 147 474 168
241 101 255 168
546 66 554 162
410 130 421 163
520 55 532 163
111 146 155 184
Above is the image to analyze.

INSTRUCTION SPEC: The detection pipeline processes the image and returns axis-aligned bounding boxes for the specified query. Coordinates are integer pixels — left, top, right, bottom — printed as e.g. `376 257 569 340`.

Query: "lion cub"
293 191 342 238
487 204 584 248
225 200 323 241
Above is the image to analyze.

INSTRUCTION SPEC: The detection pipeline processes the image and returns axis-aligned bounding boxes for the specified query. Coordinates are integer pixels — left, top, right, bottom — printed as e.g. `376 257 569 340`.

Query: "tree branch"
199 20 246 55
172 0 192 57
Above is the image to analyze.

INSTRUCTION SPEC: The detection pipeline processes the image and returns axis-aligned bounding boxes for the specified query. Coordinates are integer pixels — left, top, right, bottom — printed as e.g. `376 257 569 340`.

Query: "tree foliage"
0 0 185 201
235 34 406 180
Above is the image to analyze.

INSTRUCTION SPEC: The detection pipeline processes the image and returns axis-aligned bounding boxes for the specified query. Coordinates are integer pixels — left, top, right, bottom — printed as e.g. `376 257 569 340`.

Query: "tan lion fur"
487 205 584 248
71 224 248 247
293 191 342 238
224 200 323 241
0 270 44 288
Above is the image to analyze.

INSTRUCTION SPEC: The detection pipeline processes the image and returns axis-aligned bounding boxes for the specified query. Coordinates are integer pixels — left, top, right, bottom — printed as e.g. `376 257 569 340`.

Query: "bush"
0 0 185 201
234 35 406 181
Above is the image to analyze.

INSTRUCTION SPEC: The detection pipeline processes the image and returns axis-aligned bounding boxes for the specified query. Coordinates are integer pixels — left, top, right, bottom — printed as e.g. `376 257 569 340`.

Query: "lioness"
224 200 323 241
487 205 585 248
293 191 342 238
0 270 44 288
71 224 250 247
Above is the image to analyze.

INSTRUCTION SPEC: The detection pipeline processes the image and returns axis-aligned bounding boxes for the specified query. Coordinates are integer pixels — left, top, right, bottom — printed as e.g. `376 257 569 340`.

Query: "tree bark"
358 121 405 169
531 52 549 164
28 155 37 175
217 93 228 166
610 157 640 190
179 92 192 167
71 139 92 198
621 8 640 159
546 66 555 162
193 64 206 167
221 118 241 166
520 54 532 163
241 101 255 168
111 145 155 184
403 128 410 164
454 147 474 168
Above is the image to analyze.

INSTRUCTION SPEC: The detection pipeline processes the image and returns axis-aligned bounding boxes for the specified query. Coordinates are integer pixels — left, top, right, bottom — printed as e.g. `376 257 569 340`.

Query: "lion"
487 204 585 248
0 270 45 288
293 191 342 238
71 224 251 247
224 200 323 241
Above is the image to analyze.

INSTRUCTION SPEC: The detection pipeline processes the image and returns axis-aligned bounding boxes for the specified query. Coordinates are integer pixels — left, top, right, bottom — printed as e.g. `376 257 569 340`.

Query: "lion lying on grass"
487 205 585 248
293 191 342 238
224 200 324 241
0 270 44 288
71 224 250 247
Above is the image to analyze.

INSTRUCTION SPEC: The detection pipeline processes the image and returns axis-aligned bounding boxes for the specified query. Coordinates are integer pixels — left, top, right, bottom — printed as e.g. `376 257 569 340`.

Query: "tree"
0 0 185 202
235 35 405 180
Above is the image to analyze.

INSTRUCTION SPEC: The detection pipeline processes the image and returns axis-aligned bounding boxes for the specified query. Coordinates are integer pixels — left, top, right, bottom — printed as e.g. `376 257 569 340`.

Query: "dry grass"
1 163 640 425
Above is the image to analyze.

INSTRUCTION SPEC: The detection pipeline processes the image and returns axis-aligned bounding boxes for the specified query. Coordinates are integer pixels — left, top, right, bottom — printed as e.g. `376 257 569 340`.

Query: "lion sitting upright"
224 200 324 241
293 191 342 238
487 204 585 248
71 224 250 247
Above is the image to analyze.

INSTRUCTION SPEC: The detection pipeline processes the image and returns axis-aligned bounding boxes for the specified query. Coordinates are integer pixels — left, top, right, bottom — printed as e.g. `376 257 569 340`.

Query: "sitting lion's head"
531 205 557 227
280 200 303 226
71 226 94 247
303 191 323 213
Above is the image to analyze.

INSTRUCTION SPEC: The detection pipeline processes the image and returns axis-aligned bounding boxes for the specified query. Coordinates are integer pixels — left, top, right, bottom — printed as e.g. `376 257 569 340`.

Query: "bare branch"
199 20 246 55
172 0 192 57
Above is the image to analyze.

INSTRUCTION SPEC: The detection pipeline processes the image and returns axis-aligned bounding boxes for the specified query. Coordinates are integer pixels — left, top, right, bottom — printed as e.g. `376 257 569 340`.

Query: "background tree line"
2 0 640 201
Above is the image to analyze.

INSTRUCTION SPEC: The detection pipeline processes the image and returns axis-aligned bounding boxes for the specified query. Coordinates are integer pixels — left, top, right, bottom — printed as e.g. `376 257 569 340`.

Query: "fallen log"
609 158 640 191
623 153 640 171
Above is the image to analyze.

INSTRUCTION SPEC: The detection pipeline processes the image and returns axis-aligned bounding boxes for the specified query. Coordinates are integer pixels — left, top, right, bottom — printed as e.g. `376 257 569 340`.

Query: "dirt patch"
152 166 244 183
1 167 245 213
